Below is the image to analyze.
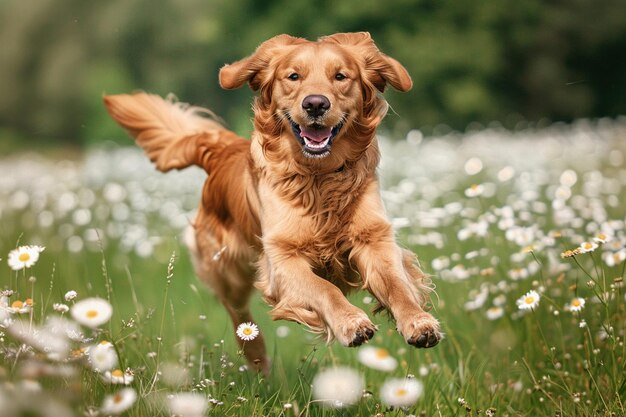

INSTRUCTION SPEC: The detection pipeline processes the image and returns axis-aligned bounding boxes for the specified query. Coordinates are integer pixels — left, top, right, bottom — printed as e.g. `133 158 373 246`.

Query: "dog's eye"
335 73 347 81
287 73 300 81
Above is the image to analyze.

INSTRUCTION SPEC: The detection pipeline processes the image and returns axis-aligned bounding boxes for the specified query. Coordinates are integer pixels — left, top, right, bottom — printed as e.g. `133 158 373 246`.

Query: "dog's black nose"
302 95 330 117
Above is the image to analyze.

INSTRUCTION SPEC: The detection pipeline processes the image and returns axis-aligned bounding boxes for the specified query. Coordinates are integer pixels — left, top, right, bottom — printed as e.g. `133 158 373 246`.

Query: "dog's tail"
103 93 242 172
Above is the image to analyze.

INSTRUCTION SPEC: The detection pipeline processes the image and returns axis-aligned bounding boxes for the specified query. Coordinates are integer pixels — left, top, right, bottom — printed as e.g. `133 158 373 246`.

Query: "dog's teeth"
304 137 330 148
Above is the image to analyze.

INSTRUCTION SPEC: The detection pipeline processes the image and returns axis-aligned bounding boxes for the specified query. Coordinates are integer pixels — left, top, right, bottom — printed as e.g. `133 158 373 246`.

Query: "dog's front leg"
257 252 377 346
351 234 442 348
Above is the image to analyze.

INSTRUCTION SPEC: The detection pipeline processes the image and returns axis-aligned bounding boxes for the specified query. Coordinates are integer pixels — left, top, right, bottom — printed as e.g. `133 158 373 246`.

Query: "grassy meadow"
1 120 625 416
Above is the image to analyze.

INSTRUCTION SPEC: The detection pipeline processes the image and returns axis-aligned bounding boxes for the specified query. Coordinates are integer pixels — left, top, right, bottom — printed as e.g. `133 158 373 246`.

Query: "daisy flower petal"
101 388 137 415
486 306 504 320
516 290 540 310
87 341 118 371
357 346 398 372
568 297 585 312
168 392 208 417
578 241 598 253
380 377 424 408
71 297 113 328
312 367 364 408
7 245 45 270
236 322 259 341
102 369 134 385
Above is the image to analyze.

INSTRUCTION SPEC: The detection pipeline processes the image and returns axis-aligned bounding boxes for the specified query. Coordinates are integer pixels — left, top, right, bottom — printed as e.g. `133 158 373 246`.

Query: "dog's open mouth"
289 120 342 158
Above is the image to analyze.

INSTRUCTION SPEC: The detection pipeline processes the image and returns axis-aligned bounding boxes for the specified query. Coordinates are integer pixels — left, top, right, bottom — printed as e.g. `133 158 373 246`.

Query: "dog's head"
220 32 412 164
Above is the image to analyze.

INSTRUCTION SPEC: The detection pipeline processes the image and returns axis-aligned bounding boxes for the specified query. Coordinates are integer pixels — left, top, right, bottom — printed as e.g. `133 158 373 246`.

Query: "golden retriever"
104 32 441 373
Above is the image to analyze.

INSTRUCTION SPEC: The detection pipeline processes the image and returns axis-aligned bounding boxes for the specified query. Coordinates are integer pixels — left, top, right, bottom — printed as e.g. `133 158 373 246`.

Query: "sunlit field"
1 119 625 416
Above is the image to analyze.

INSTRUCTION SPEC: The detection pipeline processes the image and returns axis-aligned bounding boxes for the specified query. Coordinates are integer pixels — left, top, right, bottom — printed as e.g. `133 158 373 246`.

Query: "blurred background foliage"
0 0 625 148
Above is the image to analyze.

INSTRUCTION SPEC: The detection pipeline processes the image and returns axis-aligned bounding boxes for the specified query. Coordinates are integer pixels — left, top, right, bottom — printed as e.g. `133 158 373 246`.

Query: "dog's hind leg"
184 224 269 373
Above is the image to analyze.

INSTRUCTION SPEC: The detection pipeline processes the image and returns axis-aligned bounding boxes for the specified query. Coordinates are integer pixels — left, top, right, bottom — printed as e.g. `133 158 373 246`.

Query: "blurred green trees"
0 0 625 146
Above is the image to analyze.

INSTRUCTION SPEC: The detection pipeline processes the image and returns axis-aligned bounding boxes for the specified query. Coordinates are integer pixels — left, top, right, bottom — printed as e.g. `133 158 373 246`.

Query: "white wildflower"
71 297 112 328
380 378 423 407
312 367 364 408
101 388 137 415
357 346 398 372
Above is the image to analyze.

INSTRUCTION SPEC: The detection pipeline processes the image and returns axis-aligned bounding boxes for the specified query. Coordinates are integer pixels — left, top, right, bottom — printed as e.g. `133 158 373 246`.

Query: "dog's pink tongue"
300 126 332 143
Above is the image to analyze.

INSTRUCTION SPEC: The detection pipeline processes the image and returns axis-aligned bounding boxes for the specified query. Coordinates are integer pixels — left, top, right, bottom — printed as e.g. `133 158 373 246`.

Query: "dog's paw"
400 314 442 348
334 312 377 347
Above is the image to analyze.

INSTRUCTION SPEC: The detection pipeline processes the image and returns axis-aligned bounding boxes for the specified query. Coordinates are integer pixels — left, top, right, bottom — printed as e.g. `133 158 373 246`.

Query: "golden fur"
104 32 441 373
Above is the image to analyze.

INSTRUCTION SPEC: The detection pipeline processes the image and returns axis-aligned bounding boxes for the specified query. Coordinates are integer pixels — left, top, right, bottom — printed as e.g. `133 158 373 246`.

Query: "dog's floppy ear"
321 32 412 93
219 34 307 91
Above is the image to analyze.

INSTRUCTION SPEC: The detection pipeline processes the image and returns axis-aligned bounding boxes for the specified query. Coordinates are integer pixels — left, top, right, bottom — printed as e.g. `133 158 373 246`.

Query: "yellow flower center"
112 369 124 377
470 184 478 190
571 299 580 307
25 298 33 306
597 233 606 240
11 300 23 308
86 310 99 318
72 348 86 358
243 327 252 335
375 348 389 359
525 296 535 305
583 242 593 249
396 388 408 397
100 340 110 345
113 392 123 404
18 253 30 262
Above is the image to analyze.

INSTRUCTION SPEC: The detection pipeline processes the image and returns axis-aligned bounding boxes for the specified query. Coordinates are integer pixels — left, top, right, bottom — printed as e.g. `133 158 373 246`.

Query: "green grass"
1 121 625 416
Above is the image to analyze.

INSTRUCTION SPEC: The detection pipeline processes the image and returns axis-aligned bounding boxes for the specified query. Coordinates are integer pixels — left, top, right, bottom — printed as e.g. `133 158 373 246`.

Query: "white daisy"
568 297 585 312
357 346 398 372
516 290 540 310
449 264 471 280
592 232 610 244
101 388 137 415
578 241 598 253
9 299 33 314
464 184 484 197
464 285 489 311
464 157 483 175
87 341 118 371
236 322 259 341
102 369 134 385
431 256 450 271
312 367 364 408
486 306 504 320
603 249 626 267
508 267 529 281
71 297 112 328
168 392 208 417
7 245 45 270
380 378 424 408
